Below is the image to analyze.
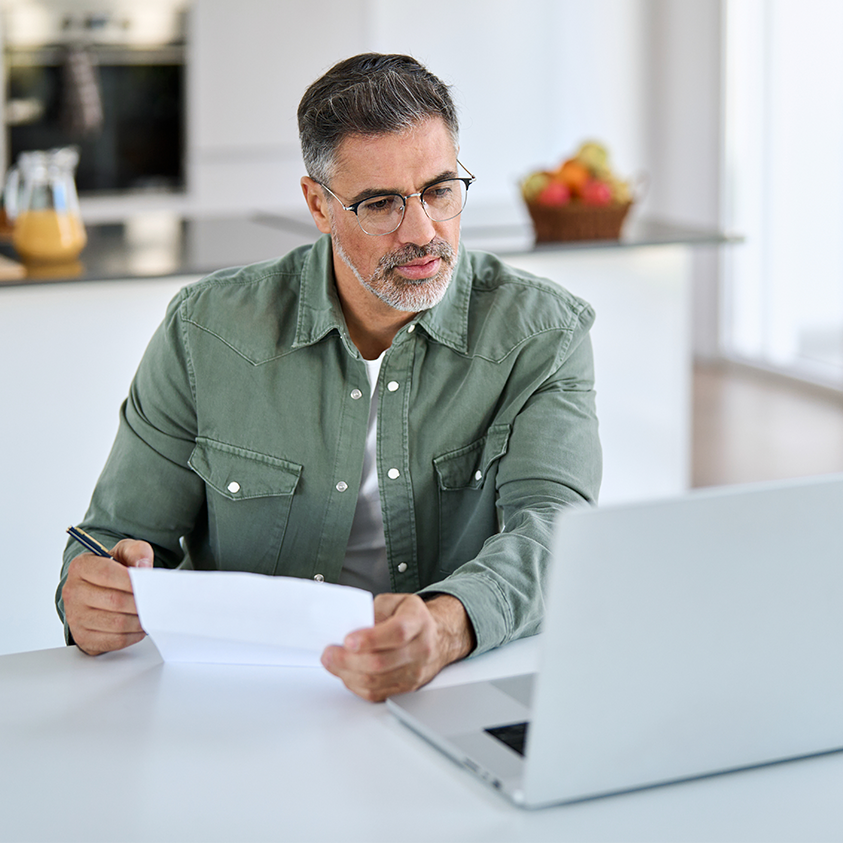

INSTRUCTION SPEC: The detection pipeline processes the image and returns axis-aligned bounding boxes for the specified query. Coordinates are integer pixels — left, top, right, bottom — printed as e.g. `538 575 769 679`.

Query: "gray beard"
333 230 455 312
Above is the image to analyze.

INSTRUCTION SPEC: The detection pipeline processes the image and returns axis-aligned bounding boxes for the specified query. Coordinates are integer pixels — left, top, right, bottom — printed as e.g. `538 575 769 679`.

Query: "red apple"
581 179 613 206
536 181 571 206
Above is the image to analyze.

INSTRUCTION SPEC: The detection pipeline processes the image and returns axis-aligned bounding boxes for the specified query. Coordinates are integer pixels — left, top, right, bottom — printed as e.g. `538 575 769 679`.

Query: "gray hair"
298 53 459 185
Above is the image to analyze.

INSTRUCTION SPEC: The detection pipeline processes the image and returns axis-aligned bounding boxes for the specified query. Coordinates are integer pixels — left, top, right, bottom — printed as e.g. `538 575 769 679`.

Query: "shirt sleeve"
417 313 602 656
56 287 204 638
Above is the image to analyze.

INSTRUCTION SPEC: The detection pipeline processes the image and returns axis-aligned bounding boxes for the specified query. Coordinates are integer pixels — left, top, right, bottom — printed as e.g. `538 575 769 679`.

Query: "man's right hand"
62 539 153 655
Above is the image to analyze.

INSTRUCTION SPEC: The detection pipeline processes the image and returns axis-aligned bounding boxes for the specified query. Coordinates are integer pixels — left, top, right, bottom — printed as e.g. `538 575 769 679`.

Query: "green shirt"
58 234 601 654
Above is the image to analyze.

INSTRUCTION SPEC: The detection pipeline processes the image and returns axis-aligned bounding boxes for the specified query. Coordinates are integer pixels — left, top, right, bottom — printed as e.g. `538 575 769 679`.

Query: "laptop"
387 473 843 808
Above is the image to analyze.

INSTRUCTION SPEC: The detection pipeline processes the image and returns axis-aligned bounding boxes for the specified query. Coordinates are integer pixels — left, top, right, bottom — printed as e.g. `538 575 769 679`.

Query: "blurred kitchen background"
4 0 841 384
2 0 843 653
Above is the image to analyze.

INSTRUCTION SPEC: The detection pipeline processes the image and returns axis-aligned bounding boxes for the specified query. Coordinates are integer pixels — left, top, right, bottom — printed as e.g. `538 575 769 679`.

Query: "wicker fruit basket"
520 141 635 243
525 198 633 243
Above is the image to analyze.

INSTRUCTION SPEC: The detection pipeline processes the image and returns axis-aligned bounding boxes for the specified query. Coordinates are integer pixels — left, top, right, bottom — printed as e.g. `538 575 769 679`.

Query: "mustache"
379 238 455 272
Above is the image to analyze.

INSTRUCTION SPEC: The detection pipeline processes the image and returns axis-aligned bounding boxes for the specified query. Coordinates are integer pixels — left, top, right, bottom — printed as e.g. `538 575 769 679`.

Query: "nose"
396 193 436 245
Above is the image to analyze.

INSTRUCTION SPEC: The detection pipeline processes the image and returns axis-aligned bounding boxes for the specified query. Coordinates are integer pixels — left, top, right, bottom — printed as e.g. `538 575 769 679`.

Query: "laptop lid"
524 472 843 806
389 473 843 808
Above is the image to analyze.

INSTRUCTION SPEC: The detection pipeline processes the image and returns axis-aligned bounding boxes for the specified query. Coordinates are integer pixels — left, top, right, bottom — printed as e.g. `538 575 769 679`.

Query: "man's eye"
362 196 398 214
427 185 453 199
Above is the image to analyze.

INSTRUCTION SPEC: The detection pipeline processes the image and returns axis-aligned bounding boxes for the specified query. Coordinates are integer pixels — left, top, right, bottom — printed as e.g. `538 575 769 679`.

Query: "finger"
70 576 140 615
75 604 146 636
322 597 441 701
75 629 147 657
321 646 428 702
64 556 143 619
110 539 154 569
69 553 136 593
345 595 426 653
63 580 146 656
373 592 407 624
322 638 416 678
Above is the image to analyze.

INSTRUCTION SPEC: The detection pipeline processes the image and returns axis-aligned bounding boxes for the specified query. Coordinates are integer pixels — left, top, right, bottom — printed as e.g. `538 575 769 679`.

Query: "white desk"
2 637 842 843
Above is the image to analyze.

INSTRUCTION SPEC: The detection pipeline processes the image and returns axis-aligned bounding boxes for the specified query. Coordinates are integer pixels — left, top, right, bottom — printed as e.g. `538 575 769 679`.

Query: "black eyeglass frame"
317 161 476 236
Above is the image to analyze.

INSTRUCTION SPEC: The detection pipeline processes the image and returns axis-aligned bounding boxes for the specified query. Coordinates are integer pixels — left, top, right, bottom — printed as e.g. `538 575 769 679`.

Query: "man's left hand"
321 593 476 702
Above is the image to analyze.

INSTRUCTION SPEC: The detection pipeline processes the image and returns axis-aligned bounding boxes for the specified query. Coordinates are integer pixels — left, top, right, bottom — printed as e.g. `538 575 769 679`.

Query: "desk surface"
1 637 842 843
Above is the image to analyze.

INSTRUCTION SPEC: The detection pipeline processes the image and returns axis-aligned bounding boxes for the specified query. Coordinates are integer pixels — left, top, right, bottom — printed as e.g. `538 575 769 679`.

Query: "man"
58 53 601 701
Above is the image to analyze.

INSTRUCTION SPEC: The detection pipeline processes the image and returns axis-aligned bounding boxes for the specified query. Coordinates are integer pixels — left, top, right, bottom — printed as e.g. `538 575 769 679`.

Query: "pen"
66 526 113 559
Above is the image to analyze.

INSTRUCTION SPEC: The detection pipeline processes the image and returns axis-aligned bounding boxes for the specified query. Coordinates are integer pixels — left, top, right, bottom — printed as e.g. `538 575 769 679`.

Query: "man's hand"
321 593 476 702
62 539 153 656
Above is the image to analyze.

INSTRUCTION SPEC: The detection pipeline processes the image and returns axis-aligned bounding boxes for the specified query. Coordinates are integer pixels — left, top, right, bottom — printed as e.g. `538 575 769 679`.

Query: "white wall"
366 0 649 213
644 0 725 360
185 0 369 214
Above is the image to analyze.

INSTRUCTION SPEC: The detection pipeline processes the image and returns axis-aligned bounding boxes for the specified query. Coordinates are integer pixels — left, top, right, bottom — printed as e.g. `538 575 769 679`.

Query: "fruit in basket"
520 139 632 206
537 180 570 206
554 159 590 197
581 179 613 206
574 141 611 180
520 171 552 202
520 139 634 242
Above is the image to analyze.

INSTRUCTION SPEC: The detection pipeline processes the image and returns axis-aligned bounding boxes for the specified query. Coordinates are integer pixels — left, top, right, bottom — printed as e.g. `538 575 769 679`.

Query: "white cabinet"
0 276 197 655
186 0 369 213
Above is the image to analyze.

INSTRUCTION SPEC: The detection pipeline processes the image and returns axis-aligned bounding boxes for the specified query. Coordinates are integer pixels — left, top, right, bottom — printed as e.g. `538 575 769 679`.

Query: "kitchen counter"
0 213 316 286
0 208 737 287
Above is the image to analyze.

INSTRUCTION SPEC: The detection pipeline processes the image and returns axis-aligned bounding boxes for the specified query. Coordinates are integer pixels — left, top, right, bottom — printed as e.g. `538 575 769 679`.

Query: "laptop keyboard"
485 721 529 756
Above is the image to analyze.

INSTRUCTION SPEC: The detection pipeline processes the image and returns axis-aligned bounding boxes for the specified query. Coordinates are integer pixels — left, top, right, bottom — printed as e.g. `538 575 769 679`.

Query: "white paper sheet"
128 568 374 666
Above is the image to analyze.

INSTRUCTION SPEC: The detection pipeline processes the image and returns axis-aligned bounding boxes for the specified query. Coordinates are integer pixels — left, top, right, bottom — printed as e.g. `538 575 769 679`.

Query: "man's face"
324 117 462 314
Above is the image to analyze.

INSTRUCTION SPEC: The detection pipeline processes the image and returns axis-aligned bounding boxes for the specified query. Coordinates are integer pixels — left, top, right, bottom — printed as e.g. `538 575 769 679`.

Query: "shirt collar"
294 234 471 356
294 234 356 355
415 244 471 354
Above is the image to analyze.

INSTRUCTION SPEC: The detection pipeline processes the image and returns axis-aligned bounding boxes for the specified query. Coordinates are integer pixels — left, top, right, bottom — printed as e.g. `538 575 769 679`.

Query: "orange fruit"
554 159 590 196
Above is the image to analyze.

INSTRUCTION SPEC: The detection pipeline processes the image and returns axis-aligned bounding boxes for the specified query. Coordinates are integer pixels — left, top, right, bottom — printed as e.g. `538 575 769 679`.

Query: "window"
723 0 843 388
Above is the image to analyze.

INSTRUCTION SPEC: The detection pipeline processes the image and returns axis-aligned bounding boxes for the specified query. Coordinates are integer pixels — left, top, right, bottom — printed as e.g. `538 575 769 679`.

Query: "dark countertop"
0 208 739 289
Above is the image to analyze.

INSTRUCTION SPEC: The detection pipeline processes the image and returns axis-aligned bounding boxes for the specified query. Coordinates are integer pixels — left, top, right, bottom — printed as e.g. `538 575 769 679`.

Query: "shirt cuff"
418 573 512 657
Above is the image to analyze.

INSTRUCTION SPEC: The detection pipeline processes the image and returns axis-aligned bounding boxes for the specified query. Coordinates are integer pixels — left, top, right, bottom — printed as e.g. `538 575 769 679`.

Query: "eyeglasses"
318 162 475 236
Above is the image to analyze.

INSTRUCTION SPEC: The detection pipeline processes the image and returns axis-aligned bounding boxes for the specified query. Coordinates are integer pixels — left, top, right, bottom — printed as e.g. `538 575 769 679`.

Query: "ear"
301 177 332 235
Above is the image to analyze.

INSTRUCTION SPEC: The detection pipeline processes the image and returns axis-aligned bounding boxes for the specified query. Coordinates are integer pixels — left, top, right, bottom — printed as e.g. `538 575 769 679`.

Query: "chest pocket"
432 423 510 572
433 423 511 491
189 438 302 574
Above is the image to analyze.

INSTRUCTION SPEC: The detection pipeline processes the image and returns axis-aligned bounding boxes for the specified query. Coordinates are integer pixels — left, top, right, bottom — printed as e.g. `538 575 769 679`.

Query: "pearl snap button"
336 481 348 492
397 562 408 573
314 574 324 582
387 381 399 392
387 468 400 480
227 481 241 494
350 388 363 400
407 324 415 333
475 470 483 481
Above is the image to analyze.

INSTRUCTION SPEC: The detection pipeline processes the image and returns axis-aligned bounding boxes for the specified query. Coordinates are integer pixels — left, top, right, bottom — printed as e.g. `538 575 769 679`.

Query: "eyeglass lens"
357 179 469 235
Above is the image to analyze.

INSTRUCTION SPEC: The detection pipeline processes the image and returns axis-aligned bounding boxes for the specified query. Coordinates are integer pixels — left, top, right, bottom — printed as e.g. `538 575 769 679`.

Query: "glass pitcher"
5 147 87 263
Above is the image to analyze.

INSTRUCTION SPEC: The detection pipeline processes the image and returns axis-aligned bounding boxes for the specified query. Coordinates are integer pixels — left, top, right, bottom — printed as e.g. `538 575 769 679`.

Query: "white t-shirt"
338 354 391 595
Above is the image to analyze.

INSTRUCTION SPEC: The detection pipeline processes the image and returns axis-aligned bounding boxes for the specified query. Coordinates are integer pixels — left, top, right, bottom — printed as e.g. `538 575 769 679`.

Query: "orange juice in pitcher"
6 147 87 263
13 208 87 262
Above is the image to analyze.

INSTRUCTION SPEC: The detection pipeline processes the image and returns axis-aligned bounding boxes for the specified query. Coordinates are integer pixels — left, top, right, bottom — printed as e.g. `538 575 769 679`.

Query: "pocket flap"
433 424 511 491
189 438 302 500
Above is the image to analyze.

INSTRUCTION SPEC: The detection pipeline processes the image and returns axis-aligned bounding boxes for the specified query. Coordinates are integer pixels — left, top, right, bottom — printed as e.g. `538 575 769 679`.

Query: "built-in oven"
2 0 189 195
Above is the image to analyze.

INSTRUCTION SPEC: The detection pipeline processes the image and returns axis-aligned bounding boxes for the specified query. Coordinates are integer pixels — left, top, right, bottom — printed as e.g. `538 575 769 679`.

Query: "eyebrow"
347 169 458 205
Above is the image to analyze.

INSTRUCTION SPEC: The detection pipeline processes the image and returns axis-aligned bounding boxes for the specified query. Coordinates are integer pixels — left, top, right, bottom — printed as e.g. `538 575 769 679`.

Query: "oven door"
4 5 187 196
